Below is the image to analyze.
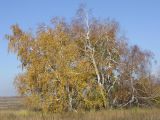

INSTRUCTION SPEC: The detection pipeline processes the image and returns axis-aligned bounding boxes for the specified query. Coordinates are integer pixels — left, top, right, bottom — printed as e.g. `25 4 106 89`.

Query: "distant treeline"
6 5 160 112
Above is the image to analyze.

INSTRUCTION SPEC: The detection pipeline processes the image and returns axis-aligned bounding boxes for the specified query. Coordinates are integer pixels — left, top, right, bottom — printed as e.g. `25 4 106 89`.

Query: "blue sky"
0 0 160 96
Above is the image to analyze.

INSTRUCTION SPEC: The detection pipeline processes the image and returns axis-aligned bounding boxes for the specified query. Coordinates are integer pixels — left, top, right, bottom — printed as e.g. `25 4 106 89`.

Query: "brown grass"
0 108 160 120
0 97 24 110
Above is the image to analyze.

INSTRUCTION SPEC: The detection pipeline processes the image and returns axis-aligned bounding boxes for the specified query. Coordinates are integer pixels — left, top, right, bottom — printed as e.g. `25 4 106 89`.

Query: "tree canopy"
6 6 160 112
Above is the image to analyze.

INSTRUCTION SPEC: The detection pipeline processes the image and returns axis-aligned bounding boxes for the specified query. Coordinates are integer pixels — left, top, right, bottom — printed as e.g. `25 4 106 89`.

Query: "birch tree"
6 5 159 112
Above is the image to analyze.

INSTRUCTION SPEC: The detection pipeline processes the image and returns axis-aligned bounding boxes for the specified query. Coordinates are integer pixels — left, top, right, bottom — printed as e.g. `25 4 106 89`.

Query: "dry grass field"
0 97 24 110
0 108 160 120
0 97 160 120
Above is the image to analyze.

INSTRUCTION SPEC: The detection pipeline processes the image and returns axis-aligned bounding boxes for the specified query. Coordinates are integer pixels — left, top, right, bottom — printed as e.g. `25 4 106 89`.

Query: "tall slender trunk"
66 83 73 111
91 53 101 85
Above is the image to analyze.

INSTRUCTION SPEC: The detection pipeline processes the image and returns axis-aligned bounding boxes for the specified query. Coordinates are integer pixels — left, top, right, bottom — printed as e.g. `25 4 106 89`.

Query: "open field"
0 97 160 120
0 108 160 120
0 97 24 110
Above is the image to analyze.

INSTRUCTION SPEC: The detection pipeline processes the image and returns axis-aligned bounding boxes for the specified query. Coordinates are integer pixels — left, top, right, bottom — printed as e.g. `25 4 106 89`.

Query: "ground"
0 97 160 120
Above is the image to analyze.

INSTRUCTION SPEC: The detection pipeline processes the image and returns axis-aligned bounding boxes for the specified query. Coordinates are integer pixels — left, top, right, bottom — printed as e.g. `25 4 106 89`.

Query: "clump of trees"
6 6 160 112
